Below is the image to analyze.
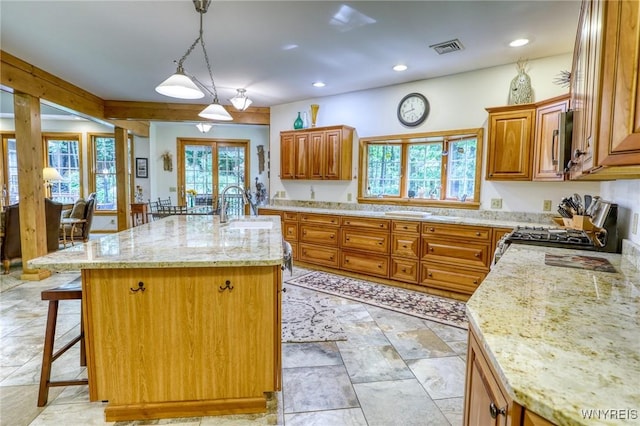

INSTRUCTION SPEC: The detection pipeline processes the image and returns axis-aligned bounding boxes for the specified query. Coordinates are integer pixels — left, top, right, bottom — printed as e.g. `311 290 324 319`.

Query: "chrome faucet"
219 184 248 223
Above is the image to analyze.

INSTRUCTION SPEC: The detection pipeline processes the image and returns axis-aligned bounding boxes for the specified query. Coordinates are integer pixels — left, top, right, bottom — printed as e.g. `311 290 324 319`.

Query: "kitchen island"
28 215 284 422
464 241 640 426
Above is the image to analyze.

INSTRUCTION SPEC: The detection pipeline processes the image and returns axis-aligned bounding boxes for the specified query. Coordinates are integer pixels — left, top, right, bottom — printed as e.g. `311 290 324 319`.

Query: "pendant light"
155 0 232 121
229 89 253 111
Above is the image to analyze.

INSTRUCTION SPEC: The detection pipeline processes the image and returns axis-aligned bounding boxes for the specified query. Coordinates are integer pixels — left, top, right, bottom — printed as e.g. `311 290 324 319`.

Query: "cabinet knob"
489 403 506 419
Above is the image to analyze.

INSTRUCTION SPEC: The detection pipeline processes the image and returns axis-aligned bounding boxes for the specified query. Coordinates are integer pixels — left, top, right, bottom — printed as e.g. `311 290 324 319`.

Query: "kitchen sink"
226 220 273 230
383 210 432 218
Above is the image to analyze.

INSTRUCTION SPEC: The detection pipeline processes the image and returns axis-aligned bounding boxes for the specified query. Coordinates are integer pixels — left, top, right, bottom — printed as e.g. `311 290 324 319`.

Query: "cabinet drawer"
390 258 419 283
283 211 299 221
283 221 298 241
341 229 389 254
421 239 491 268
341 250 389 278
300 224 339 246
299 213 340 226
299 243 339 268
391 234 419 259
392 220 421 233
422 223 491 241
341 216 390 230
420 262 486 294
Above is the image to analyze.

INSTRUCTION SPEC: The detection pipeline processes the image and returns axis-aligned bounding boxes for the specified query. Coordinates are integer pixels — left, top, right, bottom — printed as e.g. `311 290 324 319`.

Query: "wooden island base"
104 396 268 422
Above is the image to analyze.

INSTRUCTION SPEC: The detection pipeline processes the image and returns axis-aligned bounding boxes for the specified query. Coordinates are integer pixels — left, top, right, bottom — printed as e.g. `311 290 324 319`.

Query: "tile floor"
0 266 468 426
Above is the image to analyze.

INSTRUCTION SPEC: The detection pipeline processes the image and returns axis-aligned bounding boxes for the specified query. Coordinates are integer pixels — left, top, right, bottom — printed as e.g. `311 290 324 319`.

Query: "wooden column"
114 127 130 231
13 92 51 280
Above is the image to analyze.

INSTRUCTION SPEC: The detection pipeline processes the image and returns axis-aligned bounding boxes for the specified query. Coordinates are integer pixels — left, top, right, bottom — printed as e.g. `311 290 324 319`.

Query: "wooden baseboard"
104 396 267 422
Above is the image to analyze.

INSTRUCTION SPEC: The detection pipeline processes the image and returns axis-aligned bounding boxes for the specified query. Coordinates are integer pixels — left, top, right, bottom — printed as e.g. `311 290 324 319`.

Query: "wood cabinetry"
280 125 354 180
390 220 420 284
569 0 640 179
532 95 570 181
298 213 341 268
420 222 491 296
340 217 390 278
83 265 281 420
486 105 536 180
464 326 557 426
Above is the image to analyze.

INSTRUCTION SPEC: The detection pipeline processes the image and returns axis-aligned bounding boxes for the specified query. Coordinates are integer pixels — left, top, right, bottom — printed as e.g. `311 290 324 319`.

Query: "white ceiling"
1 0 581 111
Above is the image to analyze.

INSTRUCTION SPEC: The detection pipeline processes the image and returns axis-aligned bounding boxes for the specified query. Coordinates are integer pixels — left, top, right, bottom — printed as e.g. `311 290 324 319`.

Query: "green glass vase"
293 112 303 129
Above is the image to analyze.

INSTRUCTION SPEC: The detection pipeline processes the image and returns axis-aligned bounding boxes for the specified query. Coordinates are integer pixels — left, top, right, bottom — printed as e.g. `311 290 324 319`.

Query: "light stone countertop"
467 244 640 426
260 205 553 229
28 215 284 271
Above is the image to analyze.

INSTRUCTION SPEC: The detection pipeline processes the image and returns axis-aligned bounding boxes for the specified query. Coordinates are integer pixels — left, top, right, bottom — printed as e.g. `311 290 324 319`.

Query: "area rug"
281 288 347 343
285 270 467 329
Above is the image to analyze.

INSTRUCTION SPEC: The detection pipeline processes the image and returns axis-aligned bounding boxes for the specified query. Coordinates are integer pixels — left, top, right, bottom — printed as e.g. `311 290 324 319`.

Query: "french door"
177 138 250 215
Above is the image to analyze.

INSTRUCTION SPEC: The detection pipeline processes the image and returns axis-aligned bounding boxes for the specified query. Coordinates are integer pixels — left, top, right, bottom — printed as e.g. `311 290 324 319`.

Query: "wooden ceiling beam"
103 101 270 125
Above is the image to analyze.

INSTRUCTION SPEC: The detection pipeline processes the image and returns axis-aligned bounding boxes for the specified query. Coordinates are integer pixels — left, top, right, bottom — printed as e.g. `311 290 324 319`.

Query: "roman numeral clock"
397 92 429 127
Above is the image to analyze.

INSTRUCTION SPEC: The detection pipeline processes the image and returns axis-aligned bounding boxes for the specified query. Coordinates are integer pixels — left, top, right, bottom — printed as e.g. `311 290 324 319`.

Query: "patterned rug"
285 270 468 329
281 287 347 343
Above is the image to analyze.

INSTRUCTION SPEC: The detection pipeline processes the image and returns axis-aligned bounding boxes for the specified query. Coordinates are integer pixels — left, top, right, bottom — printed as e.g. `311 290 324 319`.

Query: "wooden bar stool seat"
37 280 88 407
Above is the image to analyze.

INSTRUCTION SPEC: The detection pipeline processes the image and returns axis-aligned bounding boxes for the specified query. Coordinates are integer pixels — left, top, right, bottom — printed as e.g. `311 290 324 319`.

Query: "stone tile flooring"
0 266 467 425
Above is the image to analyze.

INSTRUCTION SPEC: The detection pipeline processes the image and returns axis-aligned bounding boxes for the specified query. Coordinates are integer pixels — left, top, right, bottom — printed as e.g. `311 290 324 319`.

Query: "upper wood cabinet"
532 95 570 181
569 0 640 179
280 125 354 180
485 104 536 180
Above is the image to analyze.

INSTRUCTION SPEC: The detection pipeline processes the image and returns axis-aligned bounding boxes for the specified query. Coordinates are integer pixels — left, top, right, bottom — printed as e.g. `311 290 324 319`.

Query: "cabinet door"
280 133 296 179
84 267 278 404
596 0 640 167
486 108 535 180
294 133 310 179
570 0 604 178
308 131 325 179
464 330 510 426
533 97 569 181
324 128 344 179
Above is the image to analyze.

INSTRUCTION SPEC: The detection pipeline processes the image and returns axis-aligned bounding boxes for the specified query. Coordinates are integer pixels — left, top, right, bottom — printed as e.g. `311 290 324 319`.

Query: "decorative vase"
293 112 303 129
310 104 320 127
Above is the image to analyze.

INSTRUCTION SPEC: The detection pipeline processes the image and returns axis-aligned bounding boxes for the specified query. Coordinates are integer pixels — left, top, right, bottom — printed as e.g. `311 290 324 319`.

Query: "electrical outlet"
543 200 552 211
490 198 502 209
633 213 639 235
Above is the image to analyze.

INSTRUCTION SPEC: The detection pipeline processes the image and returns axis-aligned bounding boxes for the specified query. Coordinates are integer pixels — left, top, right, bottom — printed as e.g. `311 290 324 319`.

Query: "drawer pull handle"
130 281 146 293
489 403 506 419
219 280 234 292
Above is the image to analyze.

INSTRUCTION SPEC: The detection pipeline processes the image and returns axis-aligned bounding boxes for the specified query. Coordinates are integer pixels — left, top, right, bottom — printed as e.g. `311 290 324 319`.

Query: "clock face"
398 93 429 127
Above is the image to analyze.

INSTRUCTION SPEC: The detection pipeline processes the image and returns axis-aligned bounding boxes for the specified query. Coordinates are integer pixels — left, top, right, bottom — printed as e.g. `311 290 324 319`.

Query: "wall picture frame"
135 157 148 178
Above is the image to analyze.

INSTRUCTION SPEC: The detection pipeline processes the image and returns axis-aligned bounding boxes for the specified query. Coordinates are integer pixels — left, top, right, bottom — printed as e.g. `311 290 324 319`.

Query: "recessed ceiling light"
312 81 326 88
509 38 529 47
393 64 408 72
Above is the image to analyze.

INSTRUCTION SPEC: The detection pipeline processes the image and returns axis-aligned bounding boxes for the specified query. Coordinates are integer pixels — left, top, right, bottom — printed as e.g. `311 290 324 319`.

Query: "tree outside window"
359 128 483 208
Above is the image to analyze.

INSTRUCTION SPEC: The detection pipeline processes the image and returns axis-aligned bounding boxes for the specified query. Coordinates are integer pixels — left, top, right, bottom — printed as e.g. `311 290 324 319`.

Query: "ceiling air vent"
429 39 464 55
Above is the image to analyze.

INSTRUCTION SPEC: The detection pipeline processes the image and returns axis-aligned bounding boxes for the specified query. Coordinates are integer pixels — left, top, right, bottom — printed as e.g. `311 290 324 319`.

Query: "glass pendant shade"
230 89 253 111
196 123 213 133
198 102 233 121
155 70 205 99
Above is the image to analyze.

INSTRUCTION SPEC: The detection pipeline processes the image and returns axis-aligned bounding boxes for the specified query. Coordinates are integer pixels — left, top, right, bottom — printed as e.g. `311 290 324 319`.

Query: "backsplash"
270 200 557 225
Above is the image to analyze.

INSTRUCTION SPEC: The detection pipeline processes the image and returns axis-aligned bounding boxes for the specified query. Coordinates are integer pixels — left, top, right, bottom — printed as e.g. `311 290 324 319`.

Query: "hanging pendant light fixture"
155 0 232 121
196 123 213 133
229 89 253 111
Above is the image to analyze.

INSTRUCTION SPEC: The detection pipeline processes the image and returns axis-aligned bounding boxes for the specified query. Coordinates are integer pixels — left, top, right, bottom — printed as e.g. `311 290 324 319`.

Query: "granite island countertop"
28 215 283 271
467 243 640 426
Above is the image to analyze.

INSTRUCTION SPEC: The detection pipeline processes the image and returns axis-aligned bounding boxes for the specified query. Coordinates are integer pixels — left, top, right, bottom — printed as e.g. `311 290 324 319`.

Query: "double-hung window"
359 128 483 208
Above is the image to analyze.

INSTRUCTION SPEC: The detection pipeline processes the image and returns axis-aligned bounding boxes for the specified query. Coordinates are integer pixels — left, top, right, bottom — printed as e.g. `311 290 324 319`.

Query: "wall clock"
397 92 429 127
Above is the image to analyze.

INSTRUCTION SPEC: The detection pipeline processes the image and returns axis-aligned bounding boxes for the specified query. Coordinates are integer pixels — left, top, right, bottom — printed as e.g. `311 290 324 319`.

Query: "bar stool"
37 279 88 407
